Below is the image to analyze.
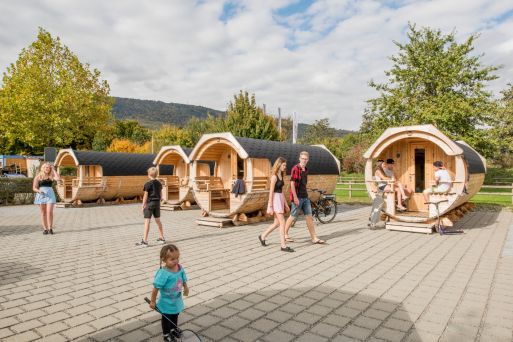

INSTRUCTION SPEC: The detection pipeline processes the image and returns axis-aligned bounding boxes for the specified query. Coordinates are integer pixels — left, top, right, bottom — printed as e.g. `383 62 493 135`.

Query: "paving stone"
279 320 309 335
4 330 40 342
341 324 373 340
35 321 68 336
310 322 341 338
262 329 295 342
201 325 233 340
219 315 251 330
11 319 43 333
230 327 263 341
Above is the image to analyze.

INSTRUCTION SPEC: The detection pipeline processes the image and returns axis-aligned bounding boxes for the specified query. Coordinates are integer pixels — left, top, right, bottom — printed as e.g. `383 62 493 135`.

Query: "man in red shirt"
284 151 326 244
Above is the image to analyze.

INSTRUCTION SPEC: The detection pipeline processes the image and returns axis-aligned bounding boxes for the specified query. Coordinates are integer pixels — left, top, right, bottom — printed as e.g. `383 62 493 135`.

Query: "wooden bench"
250 177 269 191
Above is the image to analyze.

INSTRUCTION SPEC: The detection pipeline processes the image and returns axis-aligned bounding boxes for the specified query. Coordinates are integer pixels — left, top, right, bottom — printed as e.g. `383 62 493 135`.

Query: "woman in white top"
423 161 452 202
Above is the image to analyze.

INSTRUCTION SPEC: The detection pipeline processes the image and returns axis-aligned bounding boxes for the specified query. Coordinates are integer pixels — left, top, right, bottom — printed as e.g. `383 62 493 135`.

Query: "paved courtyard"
0 204 512 342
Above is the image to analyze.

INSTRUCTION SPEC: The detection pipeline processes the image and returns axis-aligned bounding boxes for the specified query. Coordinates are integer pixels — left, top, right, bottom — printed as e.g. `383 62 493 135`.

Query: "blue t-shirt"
153 265 187 314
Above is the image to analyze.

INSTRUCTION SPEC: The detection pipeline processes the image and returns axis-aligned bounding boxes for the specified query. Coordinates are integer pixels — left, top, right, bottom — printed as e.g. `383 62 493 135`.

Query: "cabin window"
237 156 244 179
414 148 425 193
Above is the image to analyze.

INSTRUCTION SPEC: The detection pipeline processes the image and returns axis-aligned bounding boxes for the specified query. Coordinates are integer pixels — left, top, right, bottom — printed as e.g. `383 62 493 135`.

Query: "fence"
336 178 513 204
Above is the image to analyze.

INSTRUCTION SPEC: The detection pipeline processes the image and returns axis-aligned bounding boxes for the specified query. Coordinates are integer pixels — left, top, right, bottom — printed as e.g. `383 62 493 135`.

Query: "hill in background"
112 97 353 138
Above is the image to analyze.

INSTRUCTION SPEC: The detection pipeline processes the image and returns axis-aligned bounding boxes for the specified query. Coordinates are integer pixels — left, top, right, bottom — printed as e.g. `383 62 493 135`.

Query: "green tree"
361 23 499 156
0 28 112 154
153 124 194 151
113 119 151 145
184 114 224 144
299 118 337 144
222 91 280 140
490 83 513 166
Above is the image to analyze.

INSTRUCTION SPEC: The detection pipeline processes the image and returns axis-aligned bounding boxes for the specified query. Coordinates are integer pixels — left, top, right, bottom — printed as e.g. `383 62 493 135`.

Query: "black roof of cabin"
455 142 486 174
234 137 339 175
183 147 193 158
72 151 172 176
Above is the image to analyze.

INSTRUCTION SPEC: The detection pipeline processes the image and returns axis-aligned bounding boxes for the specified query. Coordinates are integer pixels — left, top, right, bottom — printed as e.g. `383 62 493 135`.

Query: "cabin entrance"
407 142 433 212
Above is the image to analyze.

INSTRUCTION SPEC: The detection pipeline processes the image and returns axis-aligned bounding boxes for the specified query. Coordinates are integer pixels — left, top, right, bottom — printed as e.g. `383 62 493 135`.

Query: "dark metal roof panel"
182 147 193 158
454 142 486 174
234 137 339 175
73 151 157 176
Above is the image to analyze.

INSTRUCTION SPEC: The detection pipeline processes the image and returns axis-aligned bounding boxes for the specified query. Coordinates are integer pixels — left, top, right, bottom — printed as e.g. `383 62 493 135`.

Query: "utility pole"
278 107 282 136
292 112 298 144
263 103 266 115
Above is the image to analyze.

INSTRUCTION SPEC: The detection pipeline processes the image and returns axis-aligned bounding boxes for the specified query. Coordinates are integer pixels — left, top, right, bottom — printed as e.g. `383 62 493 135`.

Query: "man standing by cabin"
284 151 326 245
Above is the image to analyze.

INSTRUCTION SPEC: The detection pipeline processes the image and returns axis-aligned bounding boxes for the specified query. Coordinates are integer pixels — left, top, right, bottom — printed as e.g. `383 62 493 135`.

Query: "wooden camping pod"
153 146 195 206
363 125 486 223
54 149 170 204
188 133 340 218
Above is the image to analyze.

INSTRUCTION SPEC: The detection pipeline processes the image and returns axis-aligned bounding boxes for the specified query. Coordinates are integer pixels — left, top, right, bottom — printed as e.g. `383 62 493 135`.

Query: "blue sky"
1 0 513 130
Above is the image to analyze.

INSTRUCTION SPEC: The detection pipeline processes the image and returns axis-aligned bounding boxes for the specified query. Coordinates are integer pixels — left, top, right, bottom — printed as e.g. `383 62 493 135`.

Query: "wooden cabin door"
407 143 431 212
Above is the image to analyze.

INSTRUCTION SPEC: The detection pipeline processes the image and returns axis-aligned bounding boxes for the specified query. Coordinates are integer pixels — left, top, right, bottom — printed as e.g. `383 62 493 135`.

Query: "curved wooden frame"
364 125 485 223
189 133 339 218
54 149 151 204
153 146 194 206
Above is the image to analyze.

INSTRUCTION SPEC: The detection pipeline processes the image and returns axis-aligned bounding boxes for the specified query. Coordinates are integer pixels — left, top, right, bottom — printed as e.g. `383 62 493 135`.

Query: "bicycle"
308 188 338 223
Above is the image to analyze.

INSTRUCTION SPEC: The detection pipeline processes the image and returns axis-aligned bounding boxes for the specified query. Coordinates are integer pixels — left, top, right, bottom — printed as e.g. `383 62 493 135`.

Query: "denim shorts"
290 198 312 218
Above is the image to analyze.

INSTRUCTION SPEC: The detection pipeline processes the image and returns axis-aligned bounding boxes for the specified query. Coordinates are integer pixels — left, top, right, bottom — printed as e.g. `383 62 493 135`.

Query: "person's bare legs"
155 218 165 240
423 190 430 203
305 215 323 242
39 204 48 231
276 214 287 248
396 190 405 209
143 218 151 241
46 203 54 230
284 215 295 241
261 217 279 240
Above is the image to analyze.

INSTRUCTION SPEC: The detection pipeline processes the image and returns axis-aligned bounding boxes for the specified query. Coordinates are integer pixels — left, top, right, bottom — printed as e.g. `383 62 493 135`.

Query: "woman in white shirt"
423 161 452 202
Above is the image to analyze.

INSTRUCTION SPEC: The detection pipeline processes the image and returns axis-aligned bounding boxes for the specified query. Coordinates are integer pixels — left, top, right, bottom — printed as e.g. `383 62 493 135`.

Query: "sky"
1 0 513 130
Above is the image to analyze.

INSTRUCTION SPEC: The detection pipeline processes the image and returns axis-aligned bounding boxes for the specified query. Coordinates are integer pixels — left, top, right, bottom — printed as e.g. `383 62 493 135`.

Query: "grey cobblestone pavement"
0 204 512 342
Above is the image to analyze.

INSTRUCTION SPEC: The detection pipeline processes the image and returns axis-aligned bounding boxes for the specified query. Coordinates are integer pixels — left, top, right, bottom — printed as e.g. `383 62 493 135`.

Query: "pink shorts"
269 192 286 214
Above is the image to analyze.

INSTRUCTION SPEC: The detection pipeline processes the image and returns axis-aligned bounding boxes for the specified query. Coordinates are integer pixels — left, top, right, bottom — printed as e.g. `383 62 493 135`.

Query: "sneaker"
136 240 149 246
163 333 176 342
156 237 166 244
171 328 182 338
281 246 295 252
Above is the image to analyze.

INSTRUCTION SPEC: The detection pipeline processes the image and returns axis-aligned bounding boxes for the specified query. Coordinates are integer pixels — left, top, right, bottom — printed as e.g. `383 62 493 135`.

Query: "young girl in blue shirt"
150 244 189 342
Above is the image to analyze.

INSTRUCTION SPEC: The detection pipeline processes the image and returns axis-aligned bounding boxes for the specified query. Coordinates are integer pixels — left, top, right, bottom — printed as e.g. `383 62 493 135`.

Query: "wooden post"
349 180 352 199
511 183 513 204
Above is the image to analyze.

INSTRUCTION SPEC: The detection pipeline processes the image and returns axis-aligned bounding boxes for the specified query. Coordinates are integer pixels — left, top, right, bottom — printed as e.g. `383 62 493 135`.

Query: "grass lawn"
334 182 512 207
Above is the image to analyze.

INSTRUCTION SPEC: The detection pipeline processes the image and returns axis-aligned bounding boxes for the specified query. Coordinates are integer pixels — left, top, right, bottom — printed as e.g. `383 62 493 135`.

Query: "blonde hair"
147 167 158 178
300 151 309 158
38 163 53 180
271 157 286 179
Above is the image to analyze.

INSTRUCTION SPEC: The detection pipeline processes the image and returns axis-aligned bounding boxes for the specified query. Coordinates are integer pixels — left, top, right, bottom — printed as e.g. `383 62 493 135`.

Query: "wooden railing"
336 180 513 204
71 177 104 187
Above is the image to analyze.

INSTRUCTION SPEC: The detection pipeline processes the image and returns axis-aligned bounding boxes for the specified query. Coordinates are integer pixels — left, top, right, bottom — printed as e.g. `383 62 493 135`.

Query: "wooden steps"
386 221 434 234
196 217 234 228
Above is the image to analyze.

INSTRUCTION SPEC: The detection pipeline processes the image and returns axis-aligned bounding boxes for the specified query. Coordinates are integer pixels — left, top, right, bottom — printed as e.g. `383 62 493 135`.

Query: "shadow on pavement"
0 224 42 237
0 261 44 286
86 286 416 342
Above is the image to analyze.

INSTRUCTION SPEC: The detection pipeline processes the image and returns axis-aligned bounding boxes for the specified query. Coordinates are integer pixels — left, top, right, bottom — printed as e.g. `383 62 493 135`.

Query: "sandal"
281 247 295 252
258 235 267 246
312 239 326 244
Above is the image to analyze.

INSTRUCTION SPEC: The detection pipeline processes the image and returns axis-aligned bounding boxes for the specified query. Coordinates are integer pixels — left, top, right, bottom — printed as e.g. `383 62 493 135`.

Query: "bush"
0 177 34 205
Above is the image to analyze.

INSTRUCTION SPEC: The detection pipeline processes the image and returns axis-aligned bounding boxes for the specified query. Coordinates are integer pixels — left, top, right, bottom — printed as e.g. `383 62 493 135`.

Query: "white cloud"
0 0 512 130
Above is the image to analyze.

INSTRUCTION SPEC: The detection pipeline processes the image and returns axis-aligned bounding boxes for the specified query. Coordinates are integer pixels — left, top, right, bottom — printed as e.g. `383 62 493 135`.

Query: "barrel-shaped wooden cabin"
54 149 170 204
363 125 486 225
188 133 340 218
153 146 194 205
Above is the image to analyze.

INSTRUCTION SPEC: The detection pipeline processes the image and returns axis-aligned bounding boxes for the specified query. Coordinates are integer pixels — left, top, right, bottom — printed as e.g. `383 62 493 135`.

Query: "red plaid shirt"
290 164 308 201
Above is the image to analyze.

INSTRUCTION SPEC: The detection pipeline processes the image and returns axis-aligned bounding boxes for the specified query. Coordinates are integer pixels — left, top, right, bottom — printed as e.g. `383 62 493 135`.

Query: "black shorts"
144 201 161 219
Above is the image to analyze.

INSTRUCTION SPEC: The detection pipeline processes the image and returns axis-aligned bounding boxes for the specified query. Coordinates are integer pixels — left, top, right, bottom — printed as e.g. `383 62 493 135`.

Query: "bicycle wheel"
316 198 337 223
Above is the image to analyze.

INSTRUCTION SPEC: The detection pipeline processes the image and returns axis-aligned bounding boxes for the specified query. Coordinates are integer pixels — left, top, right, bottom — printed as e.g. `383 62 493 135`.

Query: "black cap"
433 161 443 167
386 158 394 164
